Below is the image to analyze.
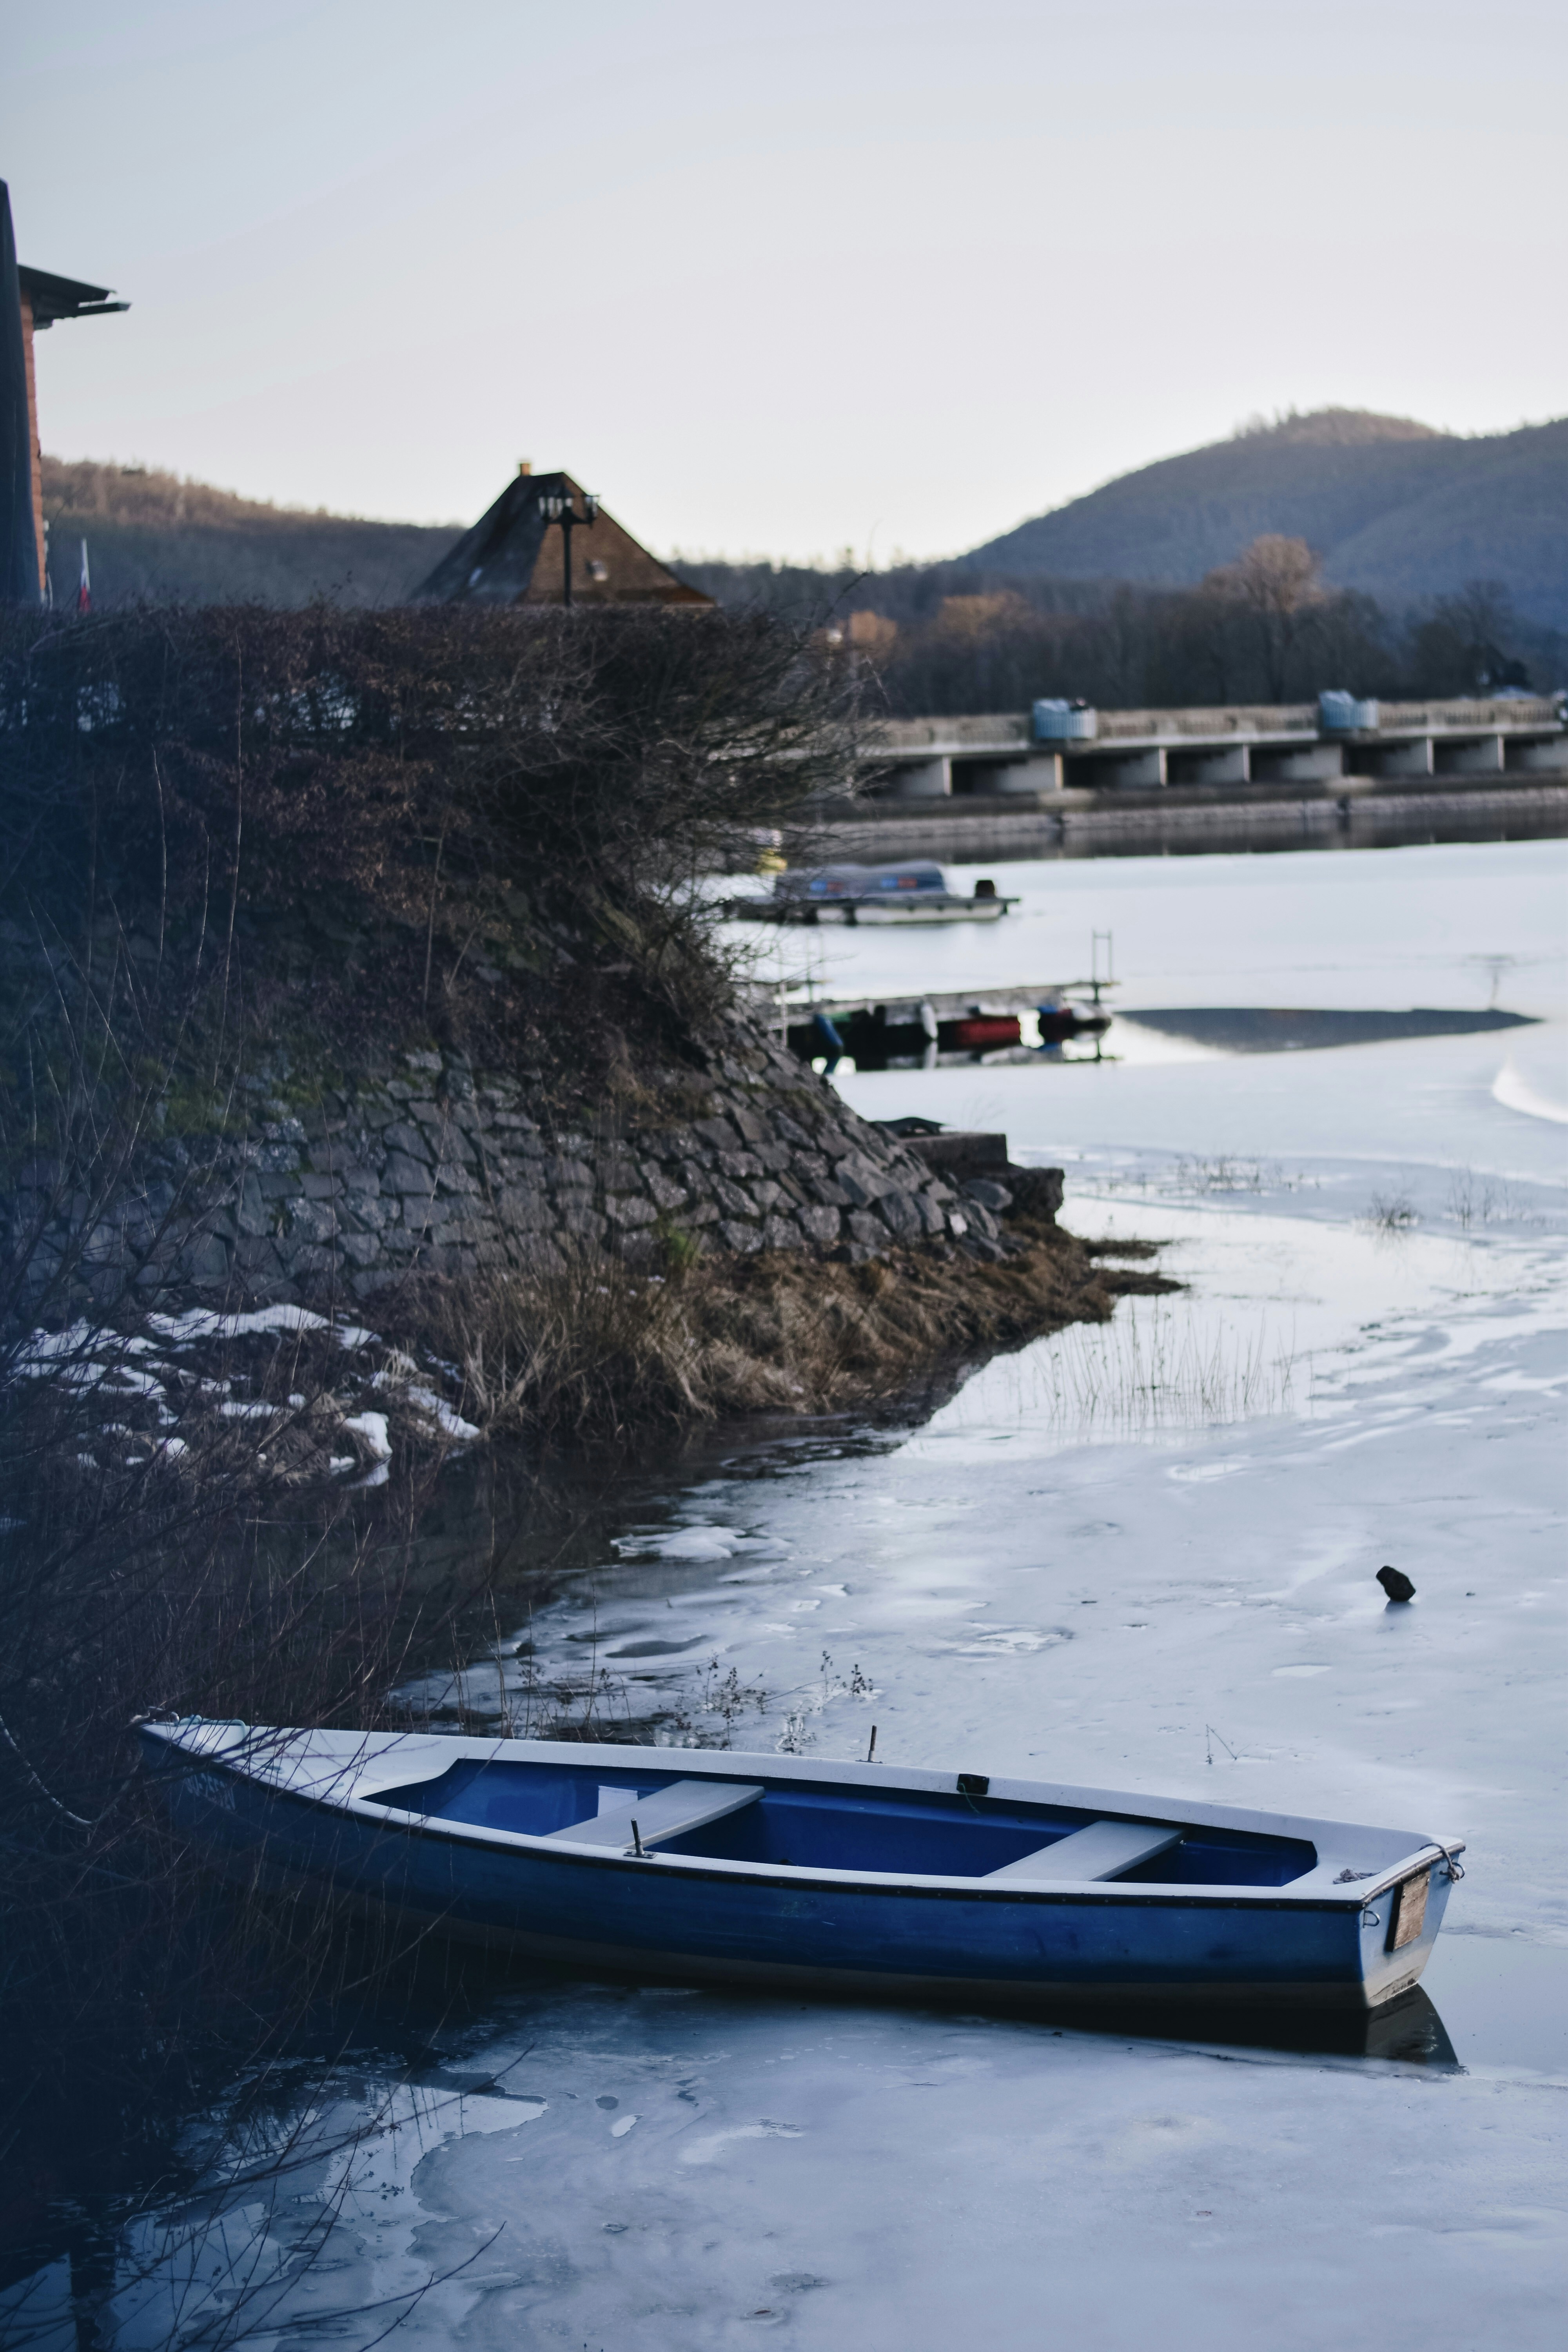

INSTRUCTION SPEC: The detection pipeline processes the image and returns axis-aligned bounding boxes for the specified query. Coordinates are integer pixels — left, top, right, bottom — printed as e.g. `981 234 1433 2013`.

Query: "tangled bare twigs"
0 599 858 1067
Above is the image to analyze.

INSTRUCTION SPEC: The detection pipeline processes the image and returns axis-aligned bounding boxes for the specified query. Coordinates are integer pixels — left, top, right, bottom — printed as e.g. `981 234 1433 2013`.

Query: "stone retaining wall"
7 1023 1006 1310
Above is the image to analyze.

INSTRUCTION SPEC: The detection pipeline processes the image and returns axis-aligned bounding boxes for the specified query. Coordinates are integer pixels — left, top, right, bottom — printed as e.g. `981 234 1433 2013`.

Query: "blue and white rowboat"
139 1722 1464 2016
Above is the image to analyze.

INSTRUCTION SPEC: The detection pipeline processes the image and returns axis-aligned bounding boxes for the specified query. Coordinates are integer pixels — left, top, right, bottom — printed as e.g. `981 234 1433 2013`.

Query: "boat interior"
365 1760 1318 1886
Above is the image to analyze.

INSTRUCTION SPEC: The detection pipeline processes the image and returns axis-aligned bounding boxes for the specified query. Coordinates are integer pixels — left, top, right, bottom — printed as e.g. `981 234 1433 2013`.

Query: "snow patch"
341 1411 391 1461
617 1525 751 1561
148 1304 332 1342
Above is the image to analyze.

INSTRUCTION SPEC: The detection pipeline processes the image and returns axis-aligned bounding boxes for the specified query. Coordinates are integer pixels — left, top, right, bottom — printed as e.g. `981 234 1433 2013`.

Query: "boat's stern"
1358 1850 1461 2007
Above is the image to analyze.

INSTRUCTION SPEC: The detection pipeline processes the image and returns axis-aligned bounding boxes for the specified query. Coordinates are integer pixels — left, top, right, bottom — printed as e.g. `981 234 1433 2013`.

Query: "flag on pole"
76 537 90 613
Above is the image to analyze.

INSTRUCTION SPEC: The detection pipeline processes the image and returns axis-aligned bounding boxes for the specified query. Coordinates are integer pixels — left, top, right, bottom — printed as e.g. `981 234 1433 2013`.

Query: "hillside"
965 410 1568 626
40 457 459 606
42 418 1568 647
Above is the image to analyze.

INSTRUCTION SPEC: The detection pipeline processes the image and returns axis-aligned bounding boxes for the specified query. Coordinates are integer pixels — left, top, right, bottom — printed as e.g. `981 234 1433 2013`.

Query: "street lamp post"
537 482 599 608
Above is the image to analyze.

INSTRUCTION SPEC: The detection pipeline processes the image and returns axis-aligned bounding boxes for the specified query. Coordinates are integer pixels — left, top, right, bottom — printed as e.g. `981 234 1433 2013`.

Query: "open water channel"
5 837 1564 2351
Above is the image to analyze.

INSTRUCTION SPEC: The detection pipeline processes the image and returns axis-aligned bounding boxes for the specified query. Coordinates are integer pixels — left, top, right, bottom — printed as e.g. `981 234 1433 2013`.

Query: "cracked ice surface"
25 840 1565 2351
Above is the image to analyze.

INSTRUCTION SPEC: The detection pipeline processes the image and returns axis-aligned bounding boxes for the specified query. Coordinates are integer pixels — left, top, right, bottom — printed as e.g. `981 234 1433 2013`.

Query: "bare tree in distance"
1202 534 1327 701
1406 579 1534 697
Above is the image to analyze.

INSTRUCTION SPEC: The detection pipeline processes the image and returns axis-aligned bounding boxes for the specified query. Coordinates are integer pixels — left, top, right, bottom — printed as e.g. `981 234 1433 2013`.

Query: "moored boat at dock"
723 862 1019 924
767 982 1114 1069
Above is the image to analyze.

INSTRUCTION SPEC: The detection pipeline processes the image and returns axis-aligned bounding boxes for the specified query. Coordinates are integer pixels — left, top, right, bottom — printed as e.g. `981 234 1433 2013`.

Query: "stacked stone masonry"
8 1026 1004 1307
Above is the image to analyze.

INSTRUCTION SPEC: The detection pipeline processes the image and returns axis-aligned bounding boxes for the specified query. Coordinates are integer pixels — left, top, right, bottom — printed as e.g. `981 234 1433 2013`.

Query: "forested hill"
964 410 1568 626
46 410 1567 632
40 458 460 607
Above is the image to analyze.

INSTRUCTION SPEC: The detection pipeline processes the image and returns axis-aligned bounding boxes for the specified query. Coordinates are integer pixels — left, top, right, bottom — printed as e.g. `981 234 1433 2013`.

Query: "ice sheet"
76 1977 1563 2352
731 837 1568 1022
788 838 1568 1180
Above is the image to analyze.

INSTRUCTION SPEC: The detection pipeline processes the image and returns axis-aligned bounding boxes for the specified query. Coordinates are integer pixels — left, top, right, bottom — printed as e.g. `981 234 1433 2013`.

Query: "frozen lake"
13 840 1564 2350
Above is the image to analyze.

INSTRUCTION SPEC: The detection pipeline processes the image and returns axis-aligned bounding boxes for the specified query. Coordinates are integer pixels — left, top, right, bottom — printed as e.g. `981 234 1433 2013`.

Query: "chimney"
517 459 532 476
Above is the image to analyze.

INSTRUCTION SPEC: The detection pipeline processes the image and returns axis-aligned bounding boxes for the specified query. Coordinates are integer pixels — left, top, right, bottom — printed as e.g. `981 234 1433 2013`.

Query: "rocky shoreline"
9 1018 1022 1314
5 1001 1171 1462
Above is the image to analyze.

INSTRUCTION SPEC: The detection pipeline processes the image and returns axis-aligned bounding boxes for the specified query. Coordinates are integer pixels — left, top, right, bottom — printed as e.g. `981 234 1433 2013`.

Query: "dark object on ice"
1377 1566 1417 1603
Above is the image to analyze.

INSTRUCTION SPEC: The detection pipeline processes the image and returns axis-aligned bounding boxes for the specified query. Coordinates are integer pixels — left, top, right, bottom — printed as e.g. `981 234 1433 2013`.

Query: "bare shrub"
0 599 859 1083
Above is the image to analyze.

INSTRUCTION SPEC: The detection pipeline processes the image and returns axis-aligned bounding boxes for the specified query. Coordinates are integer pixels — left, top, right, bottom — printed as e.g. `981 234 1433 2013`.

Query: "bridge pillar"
1503 735 1568 773
1070 748 1166 788
1167 744 1250 786
1434 735 1504 774
951 757 1041 795
1353 737 1432 778
877 755 951 799
1251 743 1344 783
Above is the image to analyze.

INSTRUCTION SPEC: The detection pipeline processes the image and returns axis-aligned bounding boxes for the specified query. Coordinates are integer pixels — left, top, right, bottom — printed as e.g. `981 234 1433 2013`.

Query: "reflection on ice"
991 1983 1463 2069
14 1948 1535 2352
941 1290 1300 1437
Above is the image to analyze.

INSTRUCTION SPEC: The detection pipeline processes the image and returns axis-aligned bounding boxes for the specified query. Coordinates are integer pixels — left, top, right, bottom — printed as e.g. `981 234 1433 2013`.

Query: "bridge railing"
867 697 1563 762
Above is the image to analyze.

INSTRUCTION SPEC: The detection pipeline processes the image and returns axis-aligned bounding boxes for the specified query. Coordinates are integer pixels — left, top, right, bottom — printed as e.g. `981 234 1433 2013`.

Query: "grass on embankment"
394 1216 1180 1443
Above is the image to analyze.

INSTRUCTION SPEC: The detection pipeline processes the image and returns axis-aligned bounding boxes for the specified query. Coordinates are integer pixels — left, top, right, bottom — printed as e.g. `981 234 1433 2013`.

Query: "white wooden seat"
544 1779 764 1853
984 1820 1183 1883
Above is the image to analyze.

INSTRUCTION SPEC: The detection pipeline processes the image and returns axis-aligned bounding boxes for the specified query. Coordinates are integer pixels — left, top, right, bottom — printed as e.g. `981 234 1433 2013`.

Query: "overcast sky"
6 0 1564 564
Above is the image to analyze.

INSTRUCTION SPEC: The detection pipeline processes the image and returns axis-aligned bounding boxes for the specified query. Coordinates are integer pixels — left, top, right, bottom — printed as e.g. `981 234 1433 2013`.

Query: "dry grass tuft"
392 1216 1180 1443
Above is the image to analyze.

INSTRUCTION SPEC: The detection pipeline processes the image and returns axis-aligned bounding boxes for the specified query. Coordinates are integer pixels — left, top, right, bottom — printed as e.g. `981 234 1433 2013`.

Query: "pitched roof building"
411 467 711 608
